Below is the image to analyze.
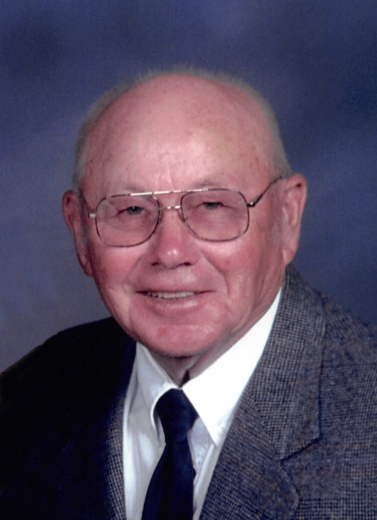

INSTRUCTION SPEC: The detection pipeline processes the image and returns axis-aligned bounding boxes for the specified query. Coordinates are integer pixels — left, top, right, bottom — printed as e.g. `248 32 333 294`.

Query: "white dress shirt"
123 290 281 520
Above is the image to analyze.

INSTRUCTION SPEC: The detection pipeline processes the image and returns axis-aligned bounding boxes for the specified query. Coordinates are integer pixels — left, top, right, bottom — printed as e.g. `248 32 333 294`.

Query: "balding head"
73 69 291 192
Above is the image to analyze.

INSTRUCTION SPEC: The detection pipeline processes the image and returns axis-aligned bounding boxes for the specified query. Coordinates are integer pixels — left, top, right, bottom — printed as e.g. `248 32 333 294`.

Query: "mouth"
143 291 198 300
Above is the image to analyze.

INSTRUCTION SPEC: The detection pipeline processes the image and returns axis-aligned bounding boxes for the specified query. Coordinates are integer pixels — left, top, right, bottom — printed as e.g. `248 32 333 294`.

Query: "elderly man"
1 70 376 519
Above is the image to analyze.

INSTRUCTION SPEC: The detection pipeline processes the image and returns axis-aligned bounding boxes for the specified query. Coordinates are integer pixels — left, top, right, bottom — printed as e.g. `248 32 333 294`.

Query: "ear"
280 174 307 265
62 191 94 276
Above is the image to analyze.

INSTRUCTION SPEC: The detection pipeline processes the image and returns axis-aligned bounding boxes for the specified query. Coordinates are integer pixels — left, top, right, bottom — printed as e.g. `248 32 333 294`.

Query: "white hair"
72 66 292 191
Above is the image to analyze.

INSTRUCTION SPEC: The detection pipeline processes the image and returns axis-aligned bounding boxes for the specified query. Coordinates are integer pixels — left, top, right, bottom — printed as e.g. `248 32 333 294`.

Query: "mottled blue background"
1 0 377 370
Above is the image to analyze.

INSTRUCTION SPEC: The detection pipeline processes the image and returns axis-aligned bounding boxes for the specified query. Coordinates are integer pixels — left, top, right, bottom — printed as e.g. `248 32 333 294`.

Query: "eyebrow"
110 174 230 194
191 180 226 189
116 183 145 192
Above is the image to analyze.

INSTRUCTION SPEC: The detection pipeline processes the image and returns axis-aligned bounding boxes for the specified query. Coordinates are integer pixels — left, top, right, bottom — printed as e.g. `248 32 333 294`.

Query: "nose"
149 206 200 269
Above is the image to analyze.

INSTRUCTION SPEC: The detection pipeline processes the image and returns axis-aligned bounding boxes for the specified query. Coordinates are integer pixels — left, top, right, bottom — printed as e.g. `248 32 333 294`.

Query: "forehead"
82 76 274 195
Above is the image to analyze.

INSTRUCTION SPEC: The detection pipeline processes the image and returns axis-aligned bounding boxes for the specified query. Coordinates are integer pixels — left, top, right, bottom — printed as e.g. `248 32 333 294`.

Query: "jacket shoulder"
290 266 377 424
319 291 377 413
0 318 135 418
320 292 377 346
287 265 377 346
0 319 135 515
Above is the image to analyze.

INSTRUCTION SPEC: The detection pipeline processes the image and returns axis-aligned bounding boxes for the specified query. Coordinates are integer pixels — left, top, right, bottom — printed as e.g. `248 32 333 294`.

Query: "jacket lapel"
201 266 326 519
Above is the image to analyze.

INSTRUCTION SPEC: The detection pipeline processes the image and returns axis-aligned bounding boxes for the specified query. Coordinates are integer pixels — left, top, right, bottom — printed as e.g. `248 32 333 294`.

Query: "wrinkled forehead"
83 76 275 186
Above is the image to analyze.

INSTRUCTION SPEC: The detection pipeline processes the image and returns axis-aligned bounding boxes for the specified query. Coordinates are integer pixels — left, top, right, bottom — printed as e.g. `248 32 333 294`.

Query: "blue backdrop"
1 0 376 370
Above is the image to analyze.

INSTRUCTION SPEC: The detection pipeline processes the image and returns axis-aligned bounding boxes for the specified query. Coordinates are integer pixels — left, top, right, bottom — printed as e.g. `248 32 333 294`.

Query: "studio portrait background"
1 0 376 371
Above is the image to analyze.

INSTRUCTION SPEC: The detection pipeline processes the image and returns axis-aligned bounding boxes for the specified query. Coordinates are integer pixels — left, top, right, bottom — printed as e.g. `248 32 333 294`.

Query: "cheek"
86 244 139 298
204 240 258 296
213 221 284 298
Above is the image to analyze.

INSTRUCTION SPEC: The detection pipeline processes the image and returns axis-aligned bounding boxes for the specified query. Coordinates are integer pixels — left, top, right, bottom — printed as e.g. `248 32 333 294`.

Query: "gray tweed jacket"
1 266 377 519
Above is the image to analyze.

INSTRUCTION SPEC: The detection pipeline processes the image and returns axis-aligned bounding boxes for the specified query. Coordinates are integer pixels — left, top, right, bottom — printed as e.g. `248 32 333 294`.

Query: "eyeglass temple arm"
77 193 96 218
246 176 282 208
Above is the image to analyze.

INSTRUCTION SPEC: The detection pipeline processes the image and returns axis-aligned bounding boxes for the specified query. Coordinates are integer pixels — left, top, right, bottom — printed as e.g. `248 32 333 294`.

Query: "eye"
202 201 224 210
122 205 145 216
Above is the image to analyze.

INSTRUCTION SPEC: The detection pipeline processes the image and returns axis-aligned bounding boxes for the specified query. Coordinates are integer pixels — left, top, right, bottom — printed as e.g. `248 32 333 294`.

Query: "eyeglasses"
84 176 282 247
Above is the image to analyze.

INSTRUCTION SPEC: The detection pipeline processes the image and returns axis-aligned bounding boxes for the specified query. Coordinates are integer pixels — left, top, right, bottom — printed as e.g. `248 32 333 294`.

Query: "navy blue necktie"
142 389 198 520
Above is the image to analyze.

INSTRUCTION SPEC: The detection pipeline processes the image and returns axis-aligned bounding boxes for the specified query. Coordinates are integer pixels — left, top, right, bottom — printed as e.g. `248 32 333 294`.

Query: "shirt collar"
135 289 281 446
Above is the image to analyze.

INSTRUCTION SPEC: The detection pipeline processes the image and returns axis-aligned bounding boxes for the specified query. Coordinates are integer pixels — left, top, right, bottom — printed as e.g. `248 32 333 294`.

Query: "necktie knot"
156 389 198 443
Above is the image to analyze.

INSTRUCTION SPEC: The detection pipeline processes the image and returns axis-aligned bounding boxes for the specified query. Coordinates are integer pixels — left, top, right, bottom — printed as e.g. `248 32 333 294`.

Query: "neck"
150 352 200 386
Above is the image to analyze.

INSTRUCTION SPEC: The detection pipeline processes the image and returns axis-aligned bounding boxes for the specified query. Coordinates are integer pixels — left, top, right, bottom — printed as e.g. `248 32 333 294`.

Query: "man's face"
64 76 306 376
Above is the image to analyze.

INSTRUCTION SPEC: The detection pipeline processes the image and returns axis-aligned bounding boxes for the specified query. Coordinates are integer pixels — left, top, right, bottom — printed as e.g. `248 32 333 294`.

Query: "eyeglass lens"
95 190 250 246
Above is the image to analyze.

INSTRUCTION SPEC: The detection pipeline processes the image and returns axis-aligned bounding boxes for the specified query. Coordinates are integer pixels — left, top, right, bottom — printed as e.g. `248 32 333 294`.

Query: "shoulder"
317 292 377 423
0 318 136 420
282 265 377 398
285 264 377 345
0 319 136 509
302 271 377 360
285 264 377 409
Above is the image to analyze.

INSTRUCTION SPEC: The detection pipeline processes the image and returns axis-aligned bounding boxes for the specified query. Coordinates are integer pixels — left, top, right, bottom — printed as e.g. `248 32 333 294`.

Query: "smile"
145 291 197 299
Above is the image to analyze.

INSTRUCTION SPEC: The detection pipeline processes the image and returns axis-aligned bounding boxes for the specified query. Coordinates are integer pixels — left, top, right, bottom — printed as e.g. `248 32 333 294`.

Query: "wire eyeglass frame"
83 175 283 247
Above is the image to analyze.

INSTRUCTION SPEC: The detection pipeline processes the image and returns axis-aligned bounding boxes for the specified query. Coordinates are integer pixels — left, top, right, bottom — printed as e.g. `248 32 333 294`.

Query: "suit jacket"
1 265 377 519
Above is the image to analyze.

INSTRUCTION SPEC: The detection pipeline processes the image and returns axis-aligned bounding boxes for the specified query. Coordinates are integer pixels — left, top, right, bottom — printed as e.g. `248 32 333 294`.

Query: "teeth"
147 291 196 299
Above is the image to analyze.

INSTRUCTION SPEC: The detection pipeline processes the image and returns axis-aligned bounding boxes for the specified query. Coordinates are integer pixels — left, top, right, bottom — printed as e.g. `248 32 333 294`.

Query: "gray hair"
72 67 292 191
